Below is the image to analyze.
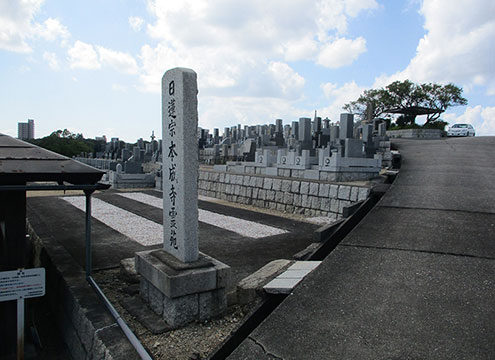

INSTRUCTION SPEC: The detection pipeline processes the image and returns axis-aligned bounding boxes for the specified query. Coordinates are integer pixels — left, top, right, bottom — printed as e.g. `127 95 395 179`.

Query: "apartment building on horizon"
18 119 35 140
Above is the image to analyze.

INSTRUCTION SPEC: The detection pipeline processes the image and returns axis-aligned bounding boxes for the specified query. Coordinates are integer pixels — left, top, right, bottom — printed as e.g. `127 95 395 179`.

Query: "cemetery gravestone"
291 121 299 140
378 122 387 137
339 113 354 139
162 68 199 263
330 125 339 144
135 68 230 327
345 139 364 158
299 117 312 150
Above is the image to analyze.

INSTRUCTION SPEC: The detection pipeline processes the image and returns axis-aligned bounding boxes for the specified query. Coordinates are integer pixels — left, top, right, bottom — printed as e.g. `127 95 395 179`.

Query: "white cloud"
137 43 255 95
367 0 495 136
68 41 100 70
132 0 380 133
67 42 139 74
317 37 367 68
283 36 318 62
137 43 178 92
137 42 306 102
345 0 379 17
320 81 367 121
321 81 364 101
43 51 59 69
315 0 378 38
267 62 305 98
129 16 144 31
375 0 495 95
97 46 139 74
139 0 376 96
0 0 43 52
0 1 70 52
444 106 495 136
35 18 70 43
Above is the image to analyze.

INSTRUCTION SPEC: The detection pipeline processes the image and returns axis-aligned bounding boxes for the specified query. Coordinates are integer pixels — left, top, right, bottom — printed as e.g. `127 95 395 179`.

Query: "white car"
447 123 476 137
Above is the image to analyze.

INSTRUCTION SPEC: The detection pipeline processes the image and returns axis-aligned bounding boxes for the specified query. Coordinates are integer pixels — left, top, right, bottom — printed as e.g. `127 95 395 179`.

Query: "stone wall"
75 157 117 170
28 223 140 360
108 172 155 189
387 129 445 139
198 169 371 220
215 162 380 182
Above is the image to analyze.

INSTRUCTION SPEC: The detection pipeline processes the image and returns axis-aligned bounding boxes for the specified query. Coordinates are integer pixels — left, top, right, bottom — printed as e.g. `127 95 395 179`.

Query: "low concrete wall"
198 169 371 219
108 172 155 189
216 162 380 182
28 223 140 360
75 157 118 170
387 129 445 139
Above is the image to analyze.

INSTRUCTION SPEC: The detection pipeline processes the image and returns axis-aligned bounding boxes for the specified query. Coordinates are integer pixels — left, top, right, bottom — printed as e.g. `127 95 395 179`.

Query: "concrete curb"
28 222 141 360
236 260 293 305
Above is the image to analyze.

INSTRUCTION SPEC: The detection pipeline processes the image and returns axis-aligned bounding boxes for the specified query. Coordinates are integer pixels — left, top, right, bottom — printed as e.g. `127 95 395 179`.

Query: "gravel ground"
62 196 163 246
62 193 289 244
119 192 289 238
92 269 256 360
28 187 340 227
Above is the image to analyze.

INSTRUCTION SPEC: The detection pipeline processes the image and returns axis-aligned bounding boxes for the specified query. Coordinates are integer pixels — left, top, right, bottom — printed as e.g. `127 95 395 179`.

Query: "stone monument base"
135 249 231 327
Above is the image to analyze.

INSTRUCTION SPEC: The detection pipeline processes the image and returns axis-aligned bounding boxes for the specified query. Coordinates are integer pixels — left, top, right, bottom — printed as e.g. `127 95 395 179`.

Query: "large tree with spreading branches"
343 80 467 126
27 129 94 157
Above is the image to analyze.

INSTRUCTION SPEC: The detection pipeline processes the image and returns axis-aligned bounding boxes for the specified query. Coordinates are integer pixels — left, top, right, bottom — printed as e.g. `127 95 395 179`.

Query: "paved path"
229 137 495 359
27 190 318 285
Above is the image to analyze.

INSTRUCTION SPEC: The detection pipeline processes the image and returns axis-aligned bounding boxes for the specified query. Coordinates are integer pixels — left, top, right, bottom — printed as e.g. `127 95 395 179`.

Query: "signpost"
0 268 46 360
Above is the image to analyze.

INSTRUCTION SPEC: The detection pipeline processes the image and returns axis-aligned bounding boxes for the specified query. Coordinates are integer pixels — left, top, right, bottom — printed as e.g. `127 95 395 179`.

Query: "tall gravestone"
378 122 387 137
330 125 339 144
291 121 299 140
299 117 312 150
362 124 373 144
213 128 219 144
135 68 230 327
339 113 354 139
162 68 199 263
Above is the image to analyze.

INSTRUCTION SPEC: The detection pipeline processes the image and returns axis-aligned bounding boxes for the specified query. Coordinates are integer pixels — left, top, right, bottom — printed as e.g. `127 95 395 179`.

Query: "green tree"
343 80 467 126
343 88 391 121
28 129 94 157
419 83 468 122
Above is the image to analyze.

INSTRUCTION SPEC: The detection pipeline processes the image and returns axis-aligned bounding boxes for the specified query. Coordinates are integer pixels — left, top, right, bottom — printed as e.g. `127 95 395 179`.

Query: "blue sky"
1 0 494 142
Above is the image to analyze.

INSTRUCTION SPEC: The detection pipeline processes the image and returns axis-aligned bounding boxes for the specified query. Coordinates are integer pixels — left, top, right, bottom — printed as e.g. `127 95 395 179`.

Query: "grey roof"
0 133 104 185
386 106 443 115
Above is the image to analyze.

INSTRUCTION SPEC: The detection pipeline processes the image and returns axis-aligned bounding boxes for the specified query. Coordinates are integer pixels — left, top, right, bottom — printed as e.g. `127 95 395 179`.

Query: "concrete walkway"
229 137 495 359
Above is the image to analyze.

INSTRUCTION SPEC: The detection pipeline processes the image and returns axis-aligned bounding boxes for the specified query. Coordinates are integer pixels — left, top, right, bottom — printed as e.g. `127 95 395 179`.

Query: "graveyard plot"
26 195 150 270
27 190 319 285
26 187 319 358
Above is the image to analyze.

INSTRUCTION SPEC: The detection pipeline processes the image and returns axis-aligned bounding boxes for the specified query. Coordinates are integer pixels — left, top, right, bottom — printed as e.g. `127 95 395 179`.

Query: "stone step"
263 261 321 295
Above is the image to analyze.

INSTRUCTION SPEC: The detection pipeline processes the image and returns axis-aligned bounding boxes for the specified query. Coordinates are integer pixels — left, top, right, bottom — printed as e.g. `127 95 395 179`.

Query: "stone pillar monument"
162 68 199 263
135 68 230 327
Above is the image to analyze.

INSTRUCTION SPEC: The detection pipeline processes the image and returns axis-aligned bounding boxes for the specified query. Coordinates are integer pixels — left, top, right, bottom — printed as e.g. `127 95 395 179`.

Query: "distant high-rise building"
18 119 35 140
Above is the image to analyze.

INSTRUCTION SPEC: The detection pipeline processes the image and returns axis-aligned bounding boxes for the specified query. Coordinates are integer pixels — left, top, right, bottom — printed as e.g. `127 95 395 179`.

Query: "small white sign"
0 268 45 302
